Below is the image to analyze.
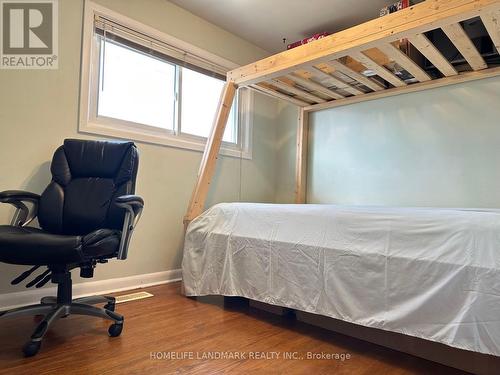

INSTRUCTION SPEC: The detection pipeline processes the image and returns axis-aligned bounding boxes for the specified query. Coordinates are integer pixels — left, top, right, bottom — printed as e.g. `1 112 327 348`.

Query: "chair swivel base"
0 271 123 357
0 295 123 357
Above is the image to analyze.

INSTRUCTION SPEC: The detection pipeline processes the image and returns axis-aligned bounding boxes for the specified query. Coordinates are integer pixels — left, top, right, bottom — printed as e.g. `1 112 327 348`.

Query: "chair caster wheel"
22 340 41 357
104 302 115 312
108 323 123 337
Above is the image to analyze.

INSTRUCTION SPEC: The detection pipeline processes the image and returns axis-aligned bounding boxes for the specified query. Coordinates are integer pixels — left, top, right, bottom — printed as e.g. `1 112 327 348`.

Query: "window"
79 2 252 158
98 40 176 130
180 68 238 143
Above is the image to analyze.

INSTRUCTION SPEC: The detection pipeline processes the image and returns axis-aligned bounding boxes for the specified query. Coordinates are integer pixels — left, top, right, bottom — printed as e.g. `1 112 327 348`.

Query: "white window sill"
79 120 252 160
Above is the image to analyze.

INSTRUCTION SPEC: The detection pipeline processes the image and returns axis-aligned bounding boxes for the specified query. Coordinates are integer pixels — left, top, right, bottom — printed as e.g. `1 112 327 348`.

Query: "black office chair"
0 139 144 357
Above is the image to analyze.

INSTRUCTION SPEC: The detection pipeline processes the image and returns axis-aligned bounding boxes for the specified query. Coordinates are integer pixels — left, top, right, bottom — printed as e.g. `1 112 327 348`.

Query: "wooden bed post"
295 108 309 204
184 81 238 226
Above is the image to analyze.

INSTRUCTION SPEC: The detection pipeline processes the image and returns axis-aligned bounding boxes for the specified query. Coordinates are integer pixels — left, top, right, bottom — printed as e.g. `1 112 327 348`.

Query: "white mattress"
182 203 500 356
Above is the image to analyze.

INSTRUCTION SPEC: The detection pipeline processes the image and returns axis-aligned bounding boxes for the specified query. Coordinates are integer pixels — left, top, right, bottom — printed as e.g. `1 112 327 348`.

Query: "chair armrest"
115 195 144 260
0 190 40 226
115 195 144 206
0 190 40 201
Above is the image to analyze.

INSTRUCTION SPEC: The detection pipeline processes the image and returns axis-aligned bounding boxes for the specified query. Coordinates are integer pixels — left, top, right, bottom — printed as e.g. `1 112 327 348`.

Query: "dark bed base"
248 299 499 375
187 292 499 374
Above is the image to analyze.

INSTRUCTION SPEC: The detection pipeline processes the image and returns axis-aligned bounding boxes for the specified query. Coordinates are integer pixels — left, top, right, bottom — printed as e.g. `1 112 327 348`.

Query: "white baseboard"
0 269 182 310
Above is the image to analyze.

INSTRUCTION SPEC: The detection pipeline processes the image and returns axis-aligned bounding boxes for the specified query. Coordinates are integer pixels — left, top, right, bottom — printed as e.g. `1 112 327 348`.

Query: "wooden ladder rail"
183 80 309 225
184 81 237 227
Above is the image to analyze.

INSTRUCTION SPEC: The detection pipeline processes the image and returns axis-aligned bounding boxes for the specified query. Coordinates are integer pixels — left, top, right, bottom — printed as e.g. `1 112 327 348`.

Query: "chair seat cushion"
0 225 121 265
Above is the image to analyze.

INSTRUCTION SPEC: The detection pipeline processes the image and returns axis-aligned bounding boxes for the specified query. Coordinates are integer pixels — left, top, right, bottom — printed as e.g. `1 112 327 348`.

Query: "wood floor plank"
0 282 469 374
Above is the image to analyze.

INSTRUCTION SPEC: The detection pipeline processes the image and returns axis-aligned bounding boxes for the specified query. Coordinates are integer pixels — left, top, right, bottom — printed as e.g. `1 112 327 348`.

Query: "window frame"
79 1 253 159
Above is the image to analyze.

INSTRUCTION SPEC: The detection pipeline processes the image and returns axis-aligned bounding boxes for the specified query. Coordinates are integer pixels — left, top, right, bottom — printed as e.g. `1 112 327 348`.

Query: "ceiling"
169 0 401 53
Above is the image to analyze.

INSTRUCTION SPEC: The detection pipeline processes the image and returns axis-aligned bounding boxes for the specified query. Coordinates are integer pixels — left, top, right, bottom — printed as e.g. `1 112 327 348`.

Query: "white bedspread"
182 203 500 356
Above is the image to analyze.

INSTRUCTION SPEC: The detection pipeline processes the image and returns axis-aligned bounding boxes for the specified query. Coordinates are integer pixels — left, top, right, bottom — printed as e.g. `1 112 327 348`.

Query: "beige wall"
0 0 278 294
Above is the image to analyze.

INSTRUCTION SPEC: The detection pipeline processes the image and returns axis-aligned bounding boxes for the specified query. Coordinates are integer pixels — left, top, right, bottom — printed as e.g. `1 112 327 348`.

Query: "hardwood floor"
0 282 467 375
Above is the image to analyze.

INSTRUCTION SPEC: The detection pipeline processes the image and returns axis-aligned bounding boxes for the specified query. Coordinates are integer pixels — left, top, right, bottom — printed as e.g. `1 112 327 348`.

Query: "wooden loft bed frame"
184 0 500 225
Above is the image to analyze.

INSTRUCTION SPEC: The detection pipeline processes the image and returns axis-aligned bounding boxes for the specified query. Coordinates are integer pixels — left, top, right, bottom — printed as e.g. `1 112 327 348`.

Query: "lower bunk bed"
182 203 500 373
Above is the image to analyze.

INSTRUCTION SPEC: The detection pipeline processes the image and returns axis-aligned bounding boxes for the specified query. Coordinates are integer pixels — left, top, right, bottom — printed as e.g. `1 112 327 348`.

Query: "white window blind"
93 15 227 80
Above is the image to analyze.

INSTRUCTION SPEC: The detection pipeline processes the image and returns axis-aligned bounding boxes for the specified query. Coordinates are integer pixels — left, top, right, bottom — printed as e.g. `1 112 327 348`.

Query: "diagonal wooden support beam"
481 10 500 55
407 34 458 77
286 74 345 100
184 82 237 225
442 23 487 70
251 84 310 106
376 43 432 82
350 51 407 87
328 59 385 92
269 79 327 103
309 65 365 96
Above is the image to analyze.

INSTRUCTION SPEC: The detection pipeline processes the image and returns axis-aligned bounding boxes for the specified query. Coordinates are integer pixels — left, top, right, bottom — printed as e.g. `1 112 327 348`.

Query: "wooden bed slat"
309 66 365 96
328 60 385 92
286 74 345 100
376 43 432 82
303 65 500 112
407 34 458 77
481 10 500 55
442 23 488 70
227 0 500 86
251 84 310 107
269 79 327 104
349 51 407 87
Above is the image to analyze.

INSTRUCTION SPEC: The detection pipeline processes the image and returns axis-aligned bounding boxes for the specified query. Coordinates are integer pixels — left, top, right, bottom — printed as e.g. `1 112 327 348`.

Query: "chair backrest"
38 139 139 235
